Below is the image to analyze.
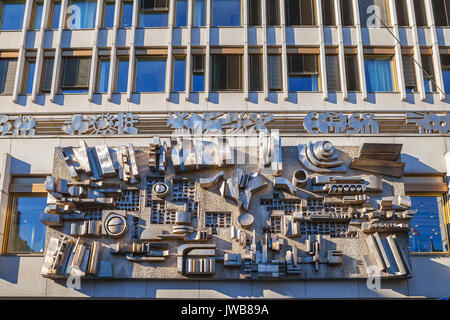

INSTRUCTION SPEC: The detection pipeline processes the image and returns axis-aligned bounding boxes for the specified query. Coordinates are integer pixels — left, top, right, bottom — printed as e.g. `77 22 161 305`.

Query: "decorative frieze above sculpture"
167 112 274 134
304 112 379 134
40 136 414 280
0 115 35 136
61 113 138 135
406 112 450 134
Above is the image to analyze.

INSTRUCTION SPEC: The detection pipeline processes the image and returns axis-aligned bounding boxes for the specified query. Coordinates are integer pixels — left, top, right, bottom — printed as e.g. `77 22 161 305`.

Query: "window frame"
139 0 169 28
59 54 92 93
287 53 321 92
210 53 243 91
134 55 167 93
102 0 116 29
0 0 26 31
96 56 111 93
364 54 397 93
407 193 450 255
48 1 62 30
30 0 44 30
21 58 36 95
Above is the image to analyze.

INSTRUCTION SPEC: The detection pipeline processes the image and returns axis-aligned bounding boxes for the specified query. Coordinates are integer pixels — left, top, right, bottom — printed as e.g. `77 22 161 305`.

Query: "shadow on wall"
0 256 20 284
10 157 31 175
400 153 441 174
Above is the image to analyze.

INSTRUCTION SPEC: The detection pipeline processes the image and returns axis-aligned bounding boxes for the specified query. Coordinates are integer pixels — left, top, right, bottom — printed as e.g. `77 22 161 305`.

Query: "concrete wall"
0 135 448 298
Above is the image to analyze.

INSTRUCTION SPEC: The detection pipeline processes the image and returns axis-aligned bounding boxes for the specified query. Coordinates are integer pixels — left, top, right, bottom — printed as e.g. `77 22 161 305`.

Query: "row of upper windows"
3 177 449 254
1 50 449 95
2 0 450 31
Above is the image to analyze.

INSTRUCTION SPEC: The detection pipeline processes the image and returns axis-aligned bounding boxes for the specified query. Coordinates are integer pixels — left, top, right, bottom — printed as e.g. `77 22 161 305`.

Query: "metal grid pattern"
116 190 140 211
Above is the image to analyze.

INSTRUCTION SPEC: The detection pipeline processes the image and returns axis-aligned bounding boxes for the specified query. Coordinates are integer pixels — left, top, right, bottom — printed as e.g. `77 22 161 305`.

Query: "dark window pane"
414 0 427 26
173 57 186 91
409 196 448 253
286 0 300 25
395 0 409 26
211 54 242 90
192 55 204 91
322 0 335 26
194 0 205 26
267 0 279 26
7 196 47 254
326 55 340 91
98 59 110 93
340 0 353 26
41 58 54 92
135 57 166 92
268 54 282 90
249 0 261 26
60 57 91 92
249 54 263 91
345 54 359 91
176 0 187 27
116 58 129 92
402 54 416 92
104 2 115 28
212 0 241 27
1 1 25 30
432 0 450 26
421 54 435 92
121 2 133 27
0 58 18 94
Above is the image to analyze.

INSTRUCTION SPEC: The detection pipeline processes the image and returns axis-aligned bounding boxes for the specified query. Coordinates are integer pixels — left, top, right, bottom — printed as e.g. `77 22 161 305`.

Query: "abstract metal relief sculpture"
298 140 347 172
61 113 138 135
304 112 379 134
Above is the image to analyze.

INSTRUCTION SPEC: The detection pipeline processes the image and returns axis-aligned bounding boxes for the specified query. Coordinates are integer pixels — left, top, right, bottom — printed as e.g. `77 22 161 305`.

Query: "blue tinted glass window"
68 0 97 29
51 2 61 29
212 0 241 27
139 12 168 27
33 3 44 29
193 0 205 26
98 59 110 93
289 75 319 91
176 0 187 27
25 61 36 94
192 74 204 91
7 196 47 253
1 1 26 30
104 2 115 28
409 196 448 253
443 69 450 92
364 57 393 92
135 58 166 92
116 59 129 92
121 2 133 27
173 58 185 91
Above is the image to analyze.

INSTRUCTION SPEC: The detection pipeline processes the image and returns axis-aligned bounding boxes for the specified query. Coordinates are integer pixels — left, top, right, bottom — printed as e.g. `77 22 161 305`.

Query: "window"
287 54 319 91
116 58 129 92
97 58 110 93
432 0 450 26
409 195 449 253
139 0 169 27
212 0 241 27
31 1 44 30
441 55 450 92
322 0 335 26
267 0 280 26
395 0 409 26
359 0 389 27
249 0 261 26
23 59 36 94
41 57 54 93
421 54 435 93
249 54 263 91
172 56 185 91
402 54 416 93
285 0 315 26
340 0 353 26
0 58 17 94
49 1 61 29
268 54 282 91
193 0 205 26
326 54 340 91
135 57 166 92
0 1 25 30
66 0 97 29
413 0 427 26
5 177 47 254
364 56 394 92
121 1 133 27
103 1 115 28
60 56 91 93
176 0 187 27
192 54 204 91
345 54 359 91
211 54 242 91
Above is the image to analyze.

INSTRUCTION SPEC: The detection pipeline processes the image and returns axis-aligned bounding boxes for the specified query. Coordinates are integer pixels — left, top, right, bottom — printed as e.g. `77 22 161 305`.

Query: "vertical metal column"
88 0 104 101
50 0 68 102
243 0 249 101
127 0 139 101
352 0 367 101
185 0 193 101
316 0 328 100
389 0 406 101
108 0 121 101
165 0 175 101
262 0 269 100
334 0 347 100
205 0 211 101
279 0 288 101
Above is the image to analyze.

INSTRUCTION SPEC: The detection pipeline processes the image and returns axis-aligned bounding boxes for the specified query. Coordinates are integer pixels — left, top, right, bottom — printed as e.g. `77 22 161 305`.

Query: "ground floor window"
408 195 449 253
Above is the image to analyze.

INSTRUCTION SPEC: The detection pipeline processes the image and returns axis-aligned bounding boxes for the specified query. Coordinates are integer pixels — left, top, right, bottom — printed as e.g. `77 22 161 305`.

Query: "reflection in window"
135 57 166 92
0 58 18 94
6 196 47 254
359 0 389 27
211 54 242 91
116 58 129 92
67 0 97 29
194 0 205 26
97 59 110 93
212 0 241 27
60 56 91 93
32 2 44 30
421 54 435 93
121 1 133 27
409 196 449 253
139 0 169 27
1 1 26 30
50 1 61 29
364 56 393 92
442 55 450 93
24 60 36 94
176 0 187 27
288 54 319 92
192 55 204 91
173 57 185 92
103 2 115 28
